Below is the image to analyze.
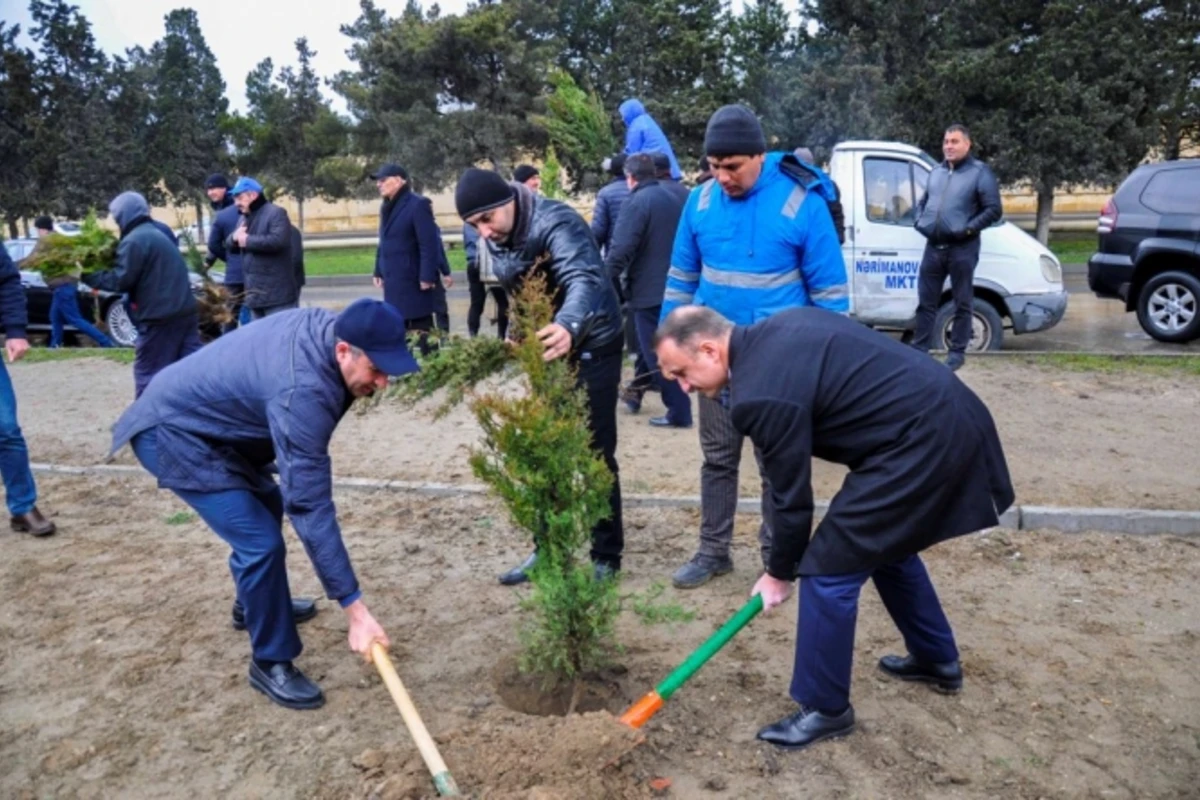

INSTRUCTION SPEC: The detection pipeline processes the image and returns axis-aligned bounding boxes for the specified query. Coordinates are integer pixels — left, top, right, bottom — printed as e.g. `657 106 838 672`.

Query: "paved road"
295 271 1198 355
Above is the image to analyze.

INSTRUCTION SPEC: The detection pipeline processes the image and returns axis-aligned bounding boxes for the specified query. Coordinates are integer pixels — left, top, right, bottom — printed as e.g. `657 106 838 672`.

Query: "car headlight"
1039 255 1062 284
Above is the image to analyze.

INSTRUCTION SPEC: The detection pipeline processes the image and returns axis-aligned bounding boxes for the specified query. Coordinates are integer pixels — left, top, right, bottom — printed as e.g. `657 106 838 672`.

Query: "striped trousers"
697 394 774 564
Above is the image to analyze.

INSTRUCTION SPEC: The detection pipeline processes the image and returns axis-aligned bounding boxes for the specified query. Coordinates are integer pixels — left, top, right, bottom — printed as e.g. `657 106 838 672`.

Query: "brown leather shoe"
11 507 56 537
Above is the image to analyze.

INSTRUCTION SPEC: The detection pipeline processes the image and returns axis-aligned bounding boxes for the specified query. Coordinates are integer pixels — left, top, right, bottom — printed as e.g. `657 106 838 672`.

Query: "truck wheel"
935 298 1004 352
104 300 139 348
1136 271 1200 343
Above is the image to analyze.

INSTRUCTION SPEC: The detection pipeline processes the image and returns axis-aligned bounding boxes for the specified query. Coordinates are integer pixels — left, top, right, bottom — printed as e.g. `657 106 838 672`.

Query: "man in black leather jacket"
455 167 625 585
911 124 1002 370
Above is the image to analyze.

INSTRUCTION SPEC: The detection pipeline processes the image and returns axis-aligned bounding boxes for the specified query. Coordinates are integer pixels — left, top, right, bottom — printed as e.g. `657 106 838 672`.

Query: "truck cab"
828 140 1068 350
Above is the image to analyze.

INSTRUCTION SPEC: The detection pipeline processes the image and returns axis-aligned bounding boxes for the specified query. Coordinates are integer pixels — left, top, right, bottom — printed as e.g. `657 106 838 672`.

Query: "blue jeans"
633 306 692 426
791 554 958 712
0 361 38 516
50 283 115 348
131 429 302 662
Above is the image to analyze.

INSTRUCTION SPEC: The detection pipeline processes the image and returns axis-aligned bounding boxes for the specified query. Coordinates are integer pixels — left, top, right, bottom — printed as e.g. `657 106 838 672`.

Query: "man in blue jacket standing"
204 174 247 333
0 244 55 537
619 99 682 180
109 298 419 710
662 104 850 590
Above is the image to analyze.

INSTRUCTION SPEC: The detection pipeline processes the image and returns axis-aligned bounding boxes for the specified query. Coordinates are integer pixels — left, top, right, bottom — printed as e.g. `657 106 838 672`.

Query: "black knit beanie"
455 168 515 219
704 105 766 157
205 173 229 189
512 164 539 184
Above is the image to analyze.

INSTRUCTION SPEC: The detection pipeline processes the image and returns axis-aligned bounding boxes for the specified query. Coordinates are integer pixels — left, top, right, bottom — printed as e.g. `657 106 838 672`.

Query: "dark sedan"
5 238 223 347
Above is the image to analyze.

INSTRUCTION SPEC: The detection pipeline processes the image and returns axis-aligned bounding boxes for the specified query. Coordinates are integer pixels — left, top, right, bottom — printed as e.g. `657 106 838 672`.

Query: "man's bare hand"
441 274 454 289
6 338 29 364
373 276 383 289
751 572 794 613
420 281 436 290
233 227 249 248
537 323 572 361
345 599 390 661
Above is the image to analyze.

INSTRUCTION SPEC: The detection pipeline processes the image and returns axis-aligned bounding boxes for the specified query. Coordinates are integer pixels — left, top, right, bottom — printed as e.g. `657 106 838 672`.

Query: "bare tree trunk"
6 215 17 240
195 201 205 237
297 197 305 232
1035 181 1055 246
566 677 584 716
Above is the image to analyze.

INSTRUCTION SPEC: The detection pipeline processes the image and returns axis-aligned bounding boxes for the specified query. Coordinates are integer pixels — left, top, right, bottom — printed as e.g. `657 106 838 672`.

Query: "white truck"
828 140 1068 350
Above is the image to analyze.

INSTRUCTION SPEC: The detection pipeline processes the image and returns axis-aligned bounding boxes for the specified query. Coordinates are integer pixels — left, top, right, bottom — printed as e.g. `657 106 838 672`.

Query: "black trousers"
134 313 202 398
573 342 624 569
912 238 981 354
223 282 244 335
466 266 509 339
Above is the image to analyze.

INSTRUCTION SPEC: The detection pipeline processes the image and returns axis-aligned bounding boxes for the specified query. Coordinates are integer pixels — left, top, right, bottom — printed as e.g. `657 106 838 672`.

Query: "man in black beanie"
455 167 626 586
661 103 849 592
512 164 541 193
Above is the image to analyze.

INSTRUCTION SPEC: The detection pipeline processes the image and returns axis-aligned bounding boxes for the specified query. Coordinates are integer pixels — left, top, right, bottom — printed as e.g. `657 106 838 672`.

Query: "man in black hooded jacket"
84 192 200 397
455 167 625 585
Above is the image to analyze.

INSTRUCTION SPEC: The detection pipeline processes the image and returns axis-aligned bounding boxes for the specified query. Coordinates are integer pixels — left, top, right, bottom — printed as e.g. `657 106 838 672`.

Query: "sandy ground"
1 476 1197 799
10 356 1200 510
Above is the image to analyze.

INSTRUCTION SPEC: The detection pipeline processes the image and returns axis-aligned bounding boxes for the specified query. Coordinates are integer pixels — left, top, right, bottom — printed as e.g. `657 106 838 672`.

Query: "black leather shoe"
232 598 318 631
671 553 734 589
649 416 692 429
248 660 325 710
499 552 537 586
756 705 855 751
878 653 963 693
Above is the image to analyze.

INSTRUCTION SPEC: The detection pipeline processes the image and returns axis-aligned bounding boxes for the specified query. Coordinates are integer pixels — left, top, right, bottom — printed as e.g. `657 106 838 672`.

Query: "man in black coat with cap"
371 163 443 343
456 166 626 585
654 304 1014 751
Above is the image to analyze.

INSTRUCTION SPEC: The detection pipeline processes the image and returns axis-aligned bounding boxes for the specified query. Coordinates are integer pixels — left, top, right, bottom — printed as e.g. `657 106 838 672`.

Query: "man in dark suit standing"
654 305 1014 751
605 153 691 428
371 164 442 344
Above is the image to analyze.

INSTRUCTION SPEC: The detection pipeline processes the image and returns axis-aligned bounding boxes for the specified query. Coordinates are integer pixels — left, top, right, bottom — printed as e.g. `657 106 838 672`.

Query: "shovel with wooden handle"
371 642 462 797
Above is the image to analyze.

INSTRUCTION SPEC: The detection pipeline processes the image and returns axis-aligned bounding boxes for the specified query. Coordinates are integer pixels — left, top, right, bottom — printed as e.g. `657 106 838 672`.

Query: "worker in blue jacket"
619 99 682 180
661 104 850 591
109 299 419 710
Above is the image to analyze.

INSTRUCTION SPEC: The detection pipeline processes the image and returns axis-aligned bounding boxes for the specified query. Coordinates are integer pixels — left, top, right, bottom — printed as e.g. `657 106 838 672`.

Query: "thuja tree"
385 271 621 705
469 274 620 703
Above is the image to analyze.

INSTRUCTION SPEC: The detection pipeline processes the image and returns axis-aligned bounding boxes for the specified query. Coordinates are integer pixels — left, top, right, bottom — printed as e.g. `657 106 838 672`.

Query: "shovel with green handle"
620 593 764 728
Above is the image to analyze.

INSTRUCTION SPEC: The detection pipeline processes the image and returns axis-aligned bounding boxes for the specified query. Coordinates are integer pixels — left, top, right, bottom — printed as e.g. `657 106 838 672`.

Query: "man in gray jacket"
911 124 1003 370
226 177 301 319
110 299 419 710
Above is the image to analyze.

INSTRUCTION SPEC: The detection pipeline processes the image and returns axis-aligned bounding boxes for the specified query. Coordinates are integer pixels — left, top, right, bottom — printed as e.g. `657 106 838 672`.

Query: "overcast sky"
2 0 798 114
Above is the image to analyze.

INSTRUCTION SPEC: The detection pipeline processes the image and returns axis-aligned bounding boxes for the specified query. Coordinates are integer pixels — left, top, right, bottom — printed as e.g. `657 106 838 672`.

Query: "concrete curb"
31 462 1198 536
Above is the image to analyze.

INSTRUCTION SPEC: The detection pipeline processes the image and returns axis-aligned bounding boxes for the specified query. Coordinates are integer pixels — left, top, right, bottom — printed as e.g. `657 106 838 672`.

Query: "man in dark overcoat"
654 304 1014 750
371 163 443 342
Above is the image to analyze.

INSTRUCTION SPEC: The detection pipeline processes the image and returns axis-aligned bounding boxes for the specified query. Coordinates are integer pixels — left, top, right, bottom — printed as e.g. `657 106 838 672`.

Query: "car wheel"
935 298 1004 352
104 300 139 347
1136 271 1200 343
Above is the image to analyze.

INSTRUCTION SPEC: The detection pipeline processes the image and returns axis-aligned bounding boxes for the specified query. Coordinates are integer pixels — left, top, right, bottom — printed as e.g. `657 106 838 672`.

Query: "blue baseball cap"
230 176 263 196
333 299 420 376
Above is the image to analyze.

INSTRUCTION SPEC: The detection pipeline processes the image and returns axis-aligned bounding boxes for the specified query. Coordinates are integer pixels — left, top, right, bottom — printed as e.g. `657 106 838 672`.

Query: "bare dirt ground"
11 357 1200 510
1 474 1198 799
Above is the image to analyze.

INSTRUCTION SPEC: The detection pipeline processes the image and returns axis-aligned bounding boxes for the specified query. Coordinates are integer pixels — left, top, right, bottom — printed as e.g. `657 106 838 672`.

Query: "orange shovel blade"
619 691 664 729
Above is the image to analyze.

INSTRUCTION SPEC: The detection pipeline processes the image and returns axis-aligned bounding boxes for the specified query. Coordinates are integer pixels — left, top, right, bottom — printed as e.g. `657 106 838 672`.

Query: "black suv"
1088 160 1200 343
